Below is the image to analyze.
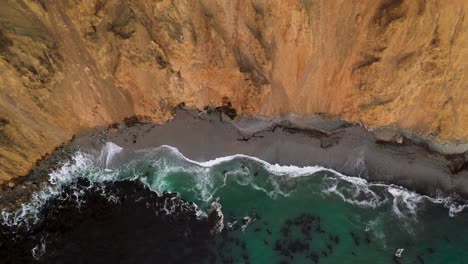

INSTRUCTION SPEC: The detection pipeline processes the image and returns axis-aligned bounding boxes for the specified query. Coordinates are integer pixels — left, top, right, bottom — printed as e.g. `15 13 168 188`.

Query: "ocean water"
1 142 468 263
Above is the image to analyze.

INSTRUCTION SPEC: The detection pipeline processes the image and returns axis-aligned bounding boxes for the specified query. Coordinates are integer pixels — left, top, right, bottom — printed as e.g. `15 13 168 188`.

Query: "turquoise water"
3 142 468 263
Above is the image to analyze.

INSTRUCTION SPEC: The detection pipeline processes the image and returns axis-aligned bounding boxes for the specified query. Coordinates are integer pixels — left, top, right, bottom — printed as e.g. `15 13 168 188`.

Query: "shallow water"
1 142 468 263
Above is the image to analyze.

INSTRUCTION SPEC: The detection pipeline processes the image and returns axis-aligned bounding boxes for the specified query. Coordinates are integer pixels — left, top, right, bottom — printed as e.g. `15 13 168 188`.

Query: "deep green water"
3 142 468 263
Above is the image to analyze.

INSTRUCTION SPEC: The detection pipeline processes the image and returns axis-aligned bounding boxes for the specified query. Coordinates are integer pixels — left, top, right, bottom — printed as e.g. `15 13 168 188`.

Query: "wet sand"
1 107 467 210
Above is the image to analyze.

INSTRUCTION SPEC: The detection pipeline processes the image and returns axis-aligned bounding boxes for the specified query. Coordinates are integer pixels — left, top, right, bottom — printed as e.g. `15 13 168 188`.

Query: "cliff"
0 0 467 183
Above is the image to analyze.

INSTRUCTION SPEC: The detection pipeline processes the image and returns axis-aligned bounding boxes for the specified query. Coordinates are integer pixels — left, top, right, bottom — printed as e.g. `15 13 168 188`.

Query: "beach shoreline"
1 107 467 211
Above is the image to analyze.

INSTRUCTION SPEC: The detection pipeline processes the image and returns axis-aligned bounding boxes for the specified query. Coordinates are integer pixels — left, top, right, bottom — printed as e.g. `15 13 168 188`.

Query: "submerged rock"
0 0 466 184
0 179 218 263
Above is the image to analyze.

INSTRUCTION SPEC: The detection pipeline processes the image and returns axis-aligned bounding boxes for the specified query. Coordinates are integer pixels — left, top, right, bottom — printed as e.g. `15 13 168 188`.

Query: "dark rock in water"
427 247 435 254
274 240 283 251
316 224 325 233
417 255 425 264
309 253 320 263
0 179 221 263
392 255 402 264
288 239 309 253
251 209 262 220
350 232 360 246
281 226 291 237
273 213 333 260
330 235 340 244
326 243 333 254
365 232 371 244
443 235 451 243
240 242 247 250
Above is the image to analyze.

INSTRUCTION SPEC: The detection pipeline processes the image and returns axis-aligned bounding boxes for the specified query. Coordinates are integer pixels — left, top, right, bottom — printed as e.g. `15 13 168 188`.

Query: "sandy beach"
74 107 468 198
1 107 467 211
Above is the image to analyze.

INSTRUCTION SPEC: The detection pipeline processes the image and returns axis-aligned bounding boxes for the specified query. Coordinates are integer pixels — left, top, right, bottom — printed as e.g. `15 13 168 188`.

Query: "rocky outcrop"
0 0 467 182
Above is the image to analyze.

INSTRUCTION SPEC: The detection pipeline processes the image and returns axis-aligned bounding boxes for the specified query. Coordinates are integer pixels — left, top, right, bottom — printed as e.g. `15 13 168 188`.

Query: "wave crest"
2 142 467 229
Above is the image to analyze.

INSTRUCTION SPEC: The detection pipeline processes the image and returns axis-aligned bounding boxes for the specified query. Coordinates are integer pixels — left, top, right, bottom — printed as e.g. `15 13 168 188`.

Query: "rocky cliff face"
0 0 467 182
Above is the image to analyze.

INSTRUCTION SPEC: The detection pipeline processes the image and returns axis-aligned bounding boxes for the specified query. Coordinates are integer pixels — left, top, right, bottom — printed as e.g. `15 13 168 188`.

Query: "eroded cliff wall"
0 0 467 182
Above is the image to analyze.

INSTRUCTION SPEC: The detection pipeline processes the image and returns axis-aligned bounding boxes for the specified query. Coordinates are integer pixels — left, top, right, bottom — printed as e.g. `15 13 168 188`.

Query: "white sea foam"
31 237 46 259
210 201 224 234
165 145 329 177
322 174 388 208
1 142 467 229
367 217 387 249
388 187 424 218
240 216 253 232
98 142 123 169
1 151 94 228
386 185 468 218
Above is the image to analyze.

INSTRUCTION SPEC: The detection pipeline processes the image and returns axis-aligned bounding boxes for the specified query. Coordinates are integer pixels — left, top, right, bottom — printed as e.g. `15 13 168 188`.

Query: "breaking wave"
2 142 467 230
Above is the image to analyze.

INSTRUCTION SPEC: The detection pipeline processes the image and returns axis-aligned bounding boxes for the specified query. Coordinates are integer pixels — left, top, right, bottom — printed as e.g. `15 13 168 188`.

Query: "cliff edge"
0 0 467 182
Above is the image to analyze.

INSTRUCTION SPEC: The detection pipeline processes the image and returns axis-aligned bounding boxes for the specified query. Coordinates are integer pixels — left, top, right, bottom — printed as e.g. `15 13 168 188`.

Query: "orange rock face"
0 0 467 181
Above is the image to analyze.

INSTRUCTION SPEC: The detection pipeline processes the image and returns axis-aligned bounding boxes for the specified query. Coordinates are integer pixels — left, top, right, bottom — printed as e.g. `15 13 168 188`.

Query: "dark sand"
74 108 468 198
1 107 467 210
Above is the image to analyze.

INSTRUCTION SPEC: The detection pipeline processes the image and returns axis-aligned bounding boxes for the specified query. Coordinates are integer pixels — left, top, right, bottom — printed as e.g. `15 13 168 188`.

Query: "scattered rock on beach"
107 123 120 134
320 134 341 149
123 116 150 127
446 154 466 174
215 97 237 120
374 127 404 144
